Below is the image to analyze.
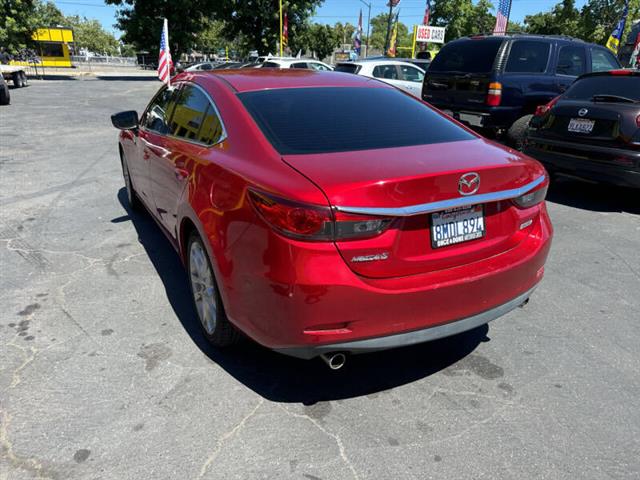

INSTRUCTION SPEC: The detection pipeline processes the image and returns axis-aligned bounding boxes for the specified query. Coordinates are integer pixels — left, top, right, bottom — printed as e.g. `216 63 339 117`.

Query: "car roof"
195 69 379 93
460 33 585 43
266 58 327 64
338 59 422 68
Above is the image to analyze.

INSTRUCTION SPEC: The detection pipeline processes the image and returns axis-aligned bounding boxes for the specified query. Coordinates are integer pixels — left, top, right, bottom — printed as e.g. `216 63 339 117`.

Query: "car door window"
399 65 424 83
291 62 309 69
169 85 211 141
198 104 225 145
505 40 551 73
261 61 281 68
590 48 620 72
373 65 399 80
142 87 177 135
309 62 331 71
556 46 586 76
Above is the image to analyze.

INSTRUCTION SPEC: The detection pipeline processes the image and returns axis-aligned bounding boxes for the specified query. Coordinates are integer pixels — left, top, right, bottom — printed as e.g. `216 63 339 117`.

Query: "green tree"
579 0 640 44
0 0 40 52
524 0 580 36
67 16 120 55
334 22 356 48
296 23 338 59
369 13 410 51
431 0 476 41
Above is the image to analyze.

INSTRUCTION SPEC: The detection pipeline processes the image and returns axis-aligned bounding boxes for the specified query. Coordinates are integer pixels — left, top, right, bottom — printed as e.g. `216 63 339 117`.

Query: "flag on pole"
493 0 511 36
630 32 640 69
606 0 629 55
282 12 289 47
353 9 363 56
158 18 172 85
423 0 431 26
388 13 399 57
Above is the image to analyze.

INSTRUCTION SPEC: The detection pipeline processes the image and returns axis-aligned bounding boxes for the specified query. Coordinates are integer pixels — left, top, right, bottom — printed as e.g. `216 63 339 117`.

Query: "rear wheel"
187 233 239 347
19 72 27 87
121 155 142 211
0 82 9 105
507 115 533 150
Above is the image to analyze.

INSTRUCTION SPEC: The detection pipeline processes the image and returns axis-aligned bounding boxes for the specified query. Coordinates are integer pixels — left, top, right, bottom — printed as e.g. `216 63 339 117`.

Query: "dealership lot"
1 79 639 479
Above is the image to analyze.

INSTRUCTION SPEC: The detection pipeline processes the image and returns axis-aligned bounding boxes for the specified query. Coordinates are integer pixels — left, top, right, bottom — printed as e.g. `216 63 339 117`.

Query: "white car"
334 59 425 98
260 57 333 71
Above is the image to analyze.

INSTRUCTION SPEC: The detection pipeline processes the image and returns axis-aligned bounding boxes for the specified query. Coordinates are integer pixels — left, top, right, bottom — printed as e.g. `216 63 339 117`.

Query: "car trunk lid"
282 139 545 278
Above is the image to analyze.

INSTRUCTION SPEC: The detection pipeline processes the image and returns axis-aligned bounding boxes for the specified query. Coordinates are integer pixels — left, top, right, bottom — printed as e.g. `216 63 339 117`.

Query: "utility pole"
279 0 283 57
359 0 372 58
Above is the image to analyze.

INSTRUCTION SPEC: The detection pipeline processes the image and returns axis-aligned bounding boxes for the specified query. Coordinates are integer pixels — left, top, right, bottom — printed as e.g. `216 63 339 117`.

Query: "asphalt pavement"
1 77 639 480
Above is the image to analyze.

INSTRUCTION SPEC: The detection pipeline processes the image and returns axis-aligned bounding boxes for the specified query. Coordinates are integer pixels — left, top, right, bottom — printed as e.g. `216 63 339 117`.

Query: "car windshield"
429 39 502 73
239 87 474 155
565 76 640 102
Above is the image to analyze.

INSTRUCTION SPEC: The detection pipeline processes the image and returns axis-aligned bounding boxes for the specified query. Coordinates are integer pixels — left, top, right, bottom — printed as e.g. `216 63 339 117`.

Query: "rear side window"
142 87 176 134
261 61 281 68
429 39 502 73
505 41 550 73
565 76 640 102
557 46 586 76
309 62 331 71
239 87 474 155
170 85 210 141
334 64 361 74
590 48 620 72
291 62 308 69
373 64 399 79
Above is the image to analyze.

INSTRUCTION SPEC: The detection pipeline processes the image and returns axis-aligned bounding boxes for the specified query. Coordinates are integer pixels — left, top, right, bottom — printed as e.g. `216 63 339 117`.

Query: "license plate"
431 205 485 249
568 118 595 133
459 112 484 127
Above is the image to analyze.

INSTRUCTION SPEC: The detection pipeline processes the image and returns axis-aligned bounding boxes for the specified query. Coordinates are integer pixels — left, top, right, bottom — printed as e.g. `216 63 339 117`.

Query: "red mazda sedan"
111 69 552 368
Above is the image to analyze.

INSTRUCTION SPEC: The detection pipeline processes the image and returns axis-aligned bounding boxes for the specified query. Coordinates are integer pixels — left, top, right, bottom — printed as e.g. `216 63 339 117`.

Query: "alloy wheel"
189 241 217 335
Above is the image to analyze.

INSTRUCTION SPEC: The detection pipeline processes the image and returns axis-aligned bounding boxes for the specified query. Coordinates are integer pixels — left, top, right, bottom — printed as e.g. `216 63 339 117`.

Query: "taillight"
486 82 502 106
609 69 633 76
534 96 560 117
636 114 640 128
248 190 392 241
512 178 549 209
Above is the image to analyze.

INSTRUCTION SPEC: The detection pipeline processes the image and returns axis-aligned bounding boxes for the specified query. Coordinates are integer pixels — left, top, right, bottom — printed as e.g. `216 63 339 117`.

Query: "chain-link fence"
71 55 138 66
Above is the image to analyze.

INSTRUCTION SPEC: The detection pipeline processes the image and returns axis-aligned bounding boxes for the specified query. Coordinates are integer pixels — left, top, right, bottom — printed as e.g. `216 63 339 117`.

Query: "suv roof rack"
466 32 584 42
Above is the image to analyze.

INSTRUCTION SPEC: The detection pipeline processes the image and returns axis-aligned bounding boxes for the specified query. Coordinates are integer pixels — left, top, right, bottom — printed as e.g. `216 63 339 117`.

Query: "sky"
52 0 591 37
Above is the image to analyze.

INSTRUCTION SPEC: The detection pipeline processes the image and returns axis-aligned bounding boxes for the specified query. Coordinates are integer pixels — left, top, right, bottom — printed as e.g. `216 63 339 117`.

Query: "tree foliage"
0 0 41 52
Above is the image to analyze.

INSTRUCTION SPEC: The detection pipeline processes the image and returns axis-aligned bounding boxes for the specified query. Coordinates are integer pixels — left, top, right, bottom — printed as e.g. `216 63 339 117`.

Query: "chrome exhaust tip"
320 352 347 370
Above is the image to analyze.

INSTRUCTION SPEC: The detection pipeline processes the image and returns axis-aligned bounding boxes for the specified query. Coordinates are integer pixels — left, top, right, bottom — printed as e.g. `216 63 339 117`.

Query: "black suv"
422 34 621 146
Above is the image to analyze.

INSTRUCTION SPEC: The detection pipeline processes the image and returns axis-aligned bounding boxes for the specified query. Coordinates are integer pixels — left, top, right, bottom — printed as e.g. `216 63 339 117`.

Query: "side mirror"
111 110 139 130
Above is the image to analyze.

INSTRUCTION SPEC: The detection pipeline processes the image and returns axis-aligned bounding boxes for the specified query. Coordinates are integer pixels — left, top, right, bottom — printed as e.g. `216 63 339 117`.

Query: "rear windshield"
239 87 474 155
429 39 502 73
565 76 640 102
334 64 362 74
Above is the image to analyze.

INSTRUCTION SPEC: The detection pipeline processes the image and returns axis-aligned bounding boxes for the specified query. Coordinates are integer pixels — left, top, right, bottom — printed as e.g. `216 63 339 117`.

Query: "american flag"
423 0 431 26
387 0 401 6
493 0 511 36
158 18 172 85
353 9 362 55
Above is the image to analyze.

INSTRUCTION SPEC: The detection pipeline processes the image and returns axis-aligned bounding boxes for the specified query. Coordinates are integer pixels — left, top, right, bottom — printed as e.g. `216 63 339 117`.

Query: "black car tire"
121 155 143 211
187 232 240 347
0 82 9 105
19 72 27 87
507 115 533 150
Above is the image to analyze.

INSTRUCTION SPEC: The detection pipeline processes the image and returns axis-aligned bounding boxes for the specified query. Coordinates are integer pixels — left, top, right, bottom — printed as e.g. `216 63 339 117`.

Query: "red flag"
423 0 431 26
283 12 289 46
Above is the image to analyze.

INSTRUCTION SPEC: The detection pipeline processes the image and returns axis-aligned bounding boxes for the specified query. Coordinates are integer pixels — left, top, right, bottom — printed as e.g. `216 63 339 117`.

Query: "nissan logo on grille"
458 172 481 196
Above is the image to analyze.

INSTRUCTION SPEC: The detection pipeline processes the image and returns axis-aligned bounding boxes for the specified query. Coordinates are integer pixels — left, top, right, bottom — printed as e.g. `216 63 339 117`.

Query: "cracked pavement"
1 78 639 480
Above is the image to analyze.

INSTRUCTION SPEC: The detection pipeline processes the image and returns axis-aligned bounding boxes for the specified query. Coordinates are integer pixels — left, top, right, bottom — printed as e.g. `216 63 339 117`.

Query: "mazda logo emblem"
578 108 589 117
458 172 480 196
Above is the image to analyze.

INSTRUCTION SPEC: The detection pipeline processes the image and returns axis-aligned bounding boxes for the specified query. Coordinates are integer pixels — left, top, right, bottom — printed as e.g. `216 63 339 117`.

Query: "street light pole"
359 0 372 58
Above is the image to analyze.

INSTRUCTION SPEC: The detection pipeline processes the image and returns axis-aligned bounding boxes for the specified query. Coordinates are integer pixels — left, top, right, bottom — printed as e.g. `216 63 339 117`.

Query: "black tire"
120 154 142 211
11 72 22 88
19 72 27 87
0 83 9 105
507 114 533 150
187 232 240 347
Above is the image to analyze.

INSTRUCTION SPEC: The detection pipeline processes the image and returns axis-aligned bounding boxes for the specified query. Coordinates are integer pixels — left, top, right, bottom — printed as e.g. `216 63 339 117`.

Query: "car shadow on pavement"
116 188 488 404
546 177 640 214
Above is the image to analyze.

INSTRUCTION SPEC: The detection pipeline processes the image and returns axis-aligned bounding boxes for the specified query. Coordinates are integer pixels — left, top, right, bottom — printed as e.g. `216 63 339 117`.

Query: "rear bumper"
224 205 553 358
525 137 640 188
428 103 522 130
276 286 535 359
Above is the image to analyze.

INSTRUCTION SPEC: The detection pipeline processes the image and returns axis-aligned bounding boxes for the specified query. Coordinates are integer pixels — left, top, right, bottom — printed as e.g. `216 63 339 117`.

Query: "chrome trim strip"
334 175 546 217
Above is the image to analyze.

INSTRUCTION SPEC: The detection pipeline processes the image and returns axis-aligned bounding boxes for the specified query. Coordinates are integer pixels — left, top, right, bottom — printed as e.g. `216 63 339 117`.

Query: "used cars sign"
416 25 446 44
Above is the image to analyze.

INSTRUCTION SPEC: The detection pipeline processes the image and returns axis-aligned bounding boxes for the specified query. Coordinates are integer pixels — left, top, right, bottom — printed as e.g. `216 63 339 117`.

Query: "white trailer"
0 65 28 105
